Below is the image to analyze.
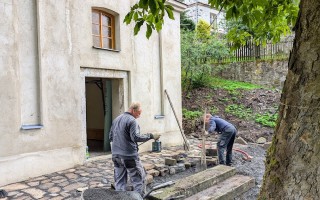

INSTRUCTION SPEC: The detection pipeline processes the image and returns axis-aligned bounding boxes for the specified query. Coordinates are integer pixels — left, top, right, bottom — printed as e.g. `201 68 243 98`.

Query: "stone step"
148 165 236 200
185 175 255 200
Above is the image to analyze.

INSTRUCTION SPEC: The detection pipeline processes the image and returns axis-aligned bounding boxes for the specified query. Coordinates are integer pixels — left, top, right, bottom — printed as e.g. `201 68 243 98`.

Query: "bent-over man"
205 114 237 166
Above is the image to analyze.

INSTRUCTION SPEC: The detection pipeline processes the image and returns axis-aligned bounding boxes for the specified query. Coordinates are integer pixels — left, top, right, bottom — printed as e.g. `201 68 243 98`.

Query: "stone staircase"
148 165 255 200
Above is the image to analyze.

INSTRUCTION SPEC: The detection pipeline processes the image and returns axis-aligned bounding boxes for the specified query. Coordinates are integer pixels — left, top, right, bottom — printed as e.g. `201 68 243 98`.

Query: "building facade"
0 0 186 186
184 0 226 33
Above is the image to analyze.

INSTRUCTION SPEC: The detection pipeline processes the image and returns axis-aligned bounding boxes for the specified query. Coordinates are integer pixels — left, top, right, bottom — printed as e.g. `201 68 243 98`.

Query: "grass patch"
210 106 219 114
182 108 202 120
225 104 253 119
209 77 266 91
255 113 278 128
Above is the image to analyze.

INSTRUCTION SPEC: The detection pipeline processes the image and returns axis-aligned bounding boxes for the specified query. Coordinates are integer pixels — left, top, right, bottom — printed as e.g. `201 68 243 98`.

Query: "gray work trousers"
112 156 146 196
217 127 237 165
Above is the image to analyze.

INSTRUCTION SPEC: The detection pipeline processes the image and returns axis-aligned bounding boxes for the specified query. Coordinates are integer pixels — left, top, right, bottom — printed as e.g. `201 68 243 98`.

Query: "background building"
184 0 226 33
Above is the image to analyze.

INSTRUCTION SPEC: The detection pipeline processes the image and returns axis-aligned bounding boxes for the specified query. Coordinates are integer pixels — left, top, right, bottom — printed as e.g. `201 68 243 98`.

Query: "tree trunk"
259 0 320 199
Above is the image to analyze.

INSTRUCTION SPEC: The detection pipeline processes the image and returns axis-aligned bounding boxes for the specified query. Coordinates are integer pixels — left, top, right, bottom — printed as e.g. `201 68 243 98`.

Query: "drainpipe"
153 31 164 120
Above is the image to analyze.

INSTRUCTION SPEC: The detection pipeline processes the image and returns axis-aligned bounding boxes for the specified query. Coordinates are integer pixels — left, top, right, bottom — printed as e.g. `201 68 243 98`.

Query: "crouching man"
205 114 237 166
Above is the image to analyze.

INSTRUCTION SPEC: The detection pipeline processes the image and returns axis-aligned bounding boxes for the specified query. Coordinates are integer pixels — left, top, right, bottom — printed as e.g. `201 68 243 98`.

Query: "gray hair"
129 102 141 111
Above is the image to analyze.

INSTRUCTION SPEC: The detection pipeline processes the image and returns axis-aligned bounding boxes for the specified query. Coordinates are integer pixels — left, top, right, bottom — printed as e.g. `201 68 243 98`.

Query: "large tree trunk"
259 0 320 199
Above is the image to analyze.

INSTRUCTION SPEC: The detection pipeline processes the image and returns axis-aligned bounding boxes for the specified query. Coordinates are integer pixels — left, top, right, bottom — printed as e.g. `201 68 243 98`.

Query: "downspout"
159 31 164 115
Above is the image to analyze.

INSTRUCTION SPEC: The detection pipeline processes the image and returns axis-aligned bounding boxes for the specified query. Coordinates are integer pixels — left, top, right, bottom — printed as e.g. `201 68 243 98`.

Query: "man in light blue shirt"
205 114 237 166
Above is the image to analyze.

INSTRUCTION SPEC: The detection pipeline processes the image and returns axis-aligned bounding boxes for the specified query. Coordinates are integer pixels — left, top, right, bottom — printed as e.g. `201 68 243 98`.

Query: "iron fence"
213 36 294 63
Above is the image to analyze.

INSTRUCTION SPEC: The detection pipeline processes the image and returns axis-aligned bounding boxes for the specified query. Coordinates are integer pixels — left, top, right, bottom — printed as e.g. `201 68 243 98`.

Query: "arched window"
92 9 115 49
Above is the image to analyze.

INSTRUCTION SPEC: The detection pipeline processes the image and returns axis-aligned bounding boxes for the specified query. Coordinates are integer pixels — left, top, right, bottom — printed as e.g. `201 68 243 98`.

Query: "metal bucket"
152 140 161 152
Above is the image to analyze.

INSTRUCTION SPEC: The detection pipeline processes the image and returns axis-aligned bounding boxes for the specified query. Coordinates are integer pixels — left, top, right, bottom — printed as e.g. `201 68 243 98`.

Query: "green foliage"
210 106 219 114
196 19 211 41
181 31 230 91
182 108 202 120
209 0 299 47
255 112 278 127
123 0 174 39
125 0 299 46
210 77 264 91
225 104 253 119
180 12 195 31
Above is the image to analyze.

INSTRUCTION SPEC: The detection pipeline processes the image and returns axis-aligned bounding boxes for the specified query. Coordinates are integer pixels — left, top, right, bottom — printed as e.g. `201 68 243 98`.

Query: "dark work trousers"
112 156 146 196
217 127 237 165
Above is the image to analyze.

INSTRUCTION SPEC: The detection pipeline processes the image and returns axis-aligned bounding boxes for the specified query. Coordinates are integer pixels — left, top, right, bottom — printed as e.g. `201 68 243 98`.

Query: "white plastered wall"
0 0 186 186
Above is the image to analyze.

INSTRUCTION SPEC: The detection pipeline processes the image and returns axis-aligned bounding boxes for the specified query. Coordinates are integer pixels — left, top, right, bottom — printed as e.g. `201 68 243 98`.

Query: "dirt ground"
182 87 281 143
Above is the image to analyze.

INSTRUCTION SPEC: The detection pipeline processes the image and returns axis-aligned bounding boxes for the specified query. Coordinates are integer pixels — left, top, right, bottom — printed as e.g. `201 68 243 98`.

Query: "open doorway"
85 77 113 157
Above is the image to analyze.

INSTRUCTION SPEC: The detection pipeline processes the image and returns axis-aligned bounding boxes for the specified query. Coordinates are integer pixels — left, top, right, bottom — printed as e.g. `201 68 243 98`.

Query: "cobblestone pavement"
1 138 208 200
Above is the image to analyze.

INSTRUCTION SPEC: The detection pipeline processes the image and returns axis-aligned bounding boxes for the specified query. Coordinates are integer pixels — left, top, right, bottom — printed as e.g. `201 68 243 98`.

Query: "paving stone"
39 183 55 190
169 167 176 175
49 196 64 200
7 191 19 196
51 175 65 180
3 183 29 191
12 192 25 198
60 192 71 197
29 176 47 182
38 196 51 200
52 179 67 184
147 169 160 176
67 169 76 173
143 163 155 171
40 180 50 184
27 181 40 187
91 173 102 177
63 182 87 191
58 181 69 187
161 153 172 157
22 188 46 199
154 163 165 170
145 174 153 185
79 172 90 176
48 187 61 193
101 178 109 184
159 168 169 176
165 158 177 166
20 196 33 200
65 173 79 179
49 193 60 197
172 163 186 173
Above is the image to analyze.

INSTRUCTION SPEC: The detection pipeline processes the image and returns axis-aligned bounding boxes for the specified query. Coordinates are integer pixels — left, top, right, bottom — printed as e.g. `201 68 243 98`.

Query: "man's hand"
151 133 161 140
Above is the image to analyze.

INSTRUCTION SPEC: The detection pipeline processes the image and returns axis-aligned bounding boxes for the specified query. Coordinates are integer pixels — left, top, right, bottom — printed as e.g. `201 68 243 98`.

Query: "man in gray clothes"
205 114 237 166
109 102 160 196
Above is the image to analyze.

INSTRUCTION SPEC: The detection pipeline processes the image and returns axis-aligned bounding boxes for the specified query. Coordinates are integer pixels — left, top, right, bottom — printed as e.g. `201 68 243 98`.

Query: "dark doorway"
85 77 112 157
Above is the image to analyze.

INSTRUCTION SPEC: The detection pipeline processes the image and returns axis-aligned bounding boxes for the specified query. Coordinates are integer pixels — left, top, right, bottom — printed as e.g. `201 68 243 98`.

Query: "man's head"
129 102 142 119
205 113 212 123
